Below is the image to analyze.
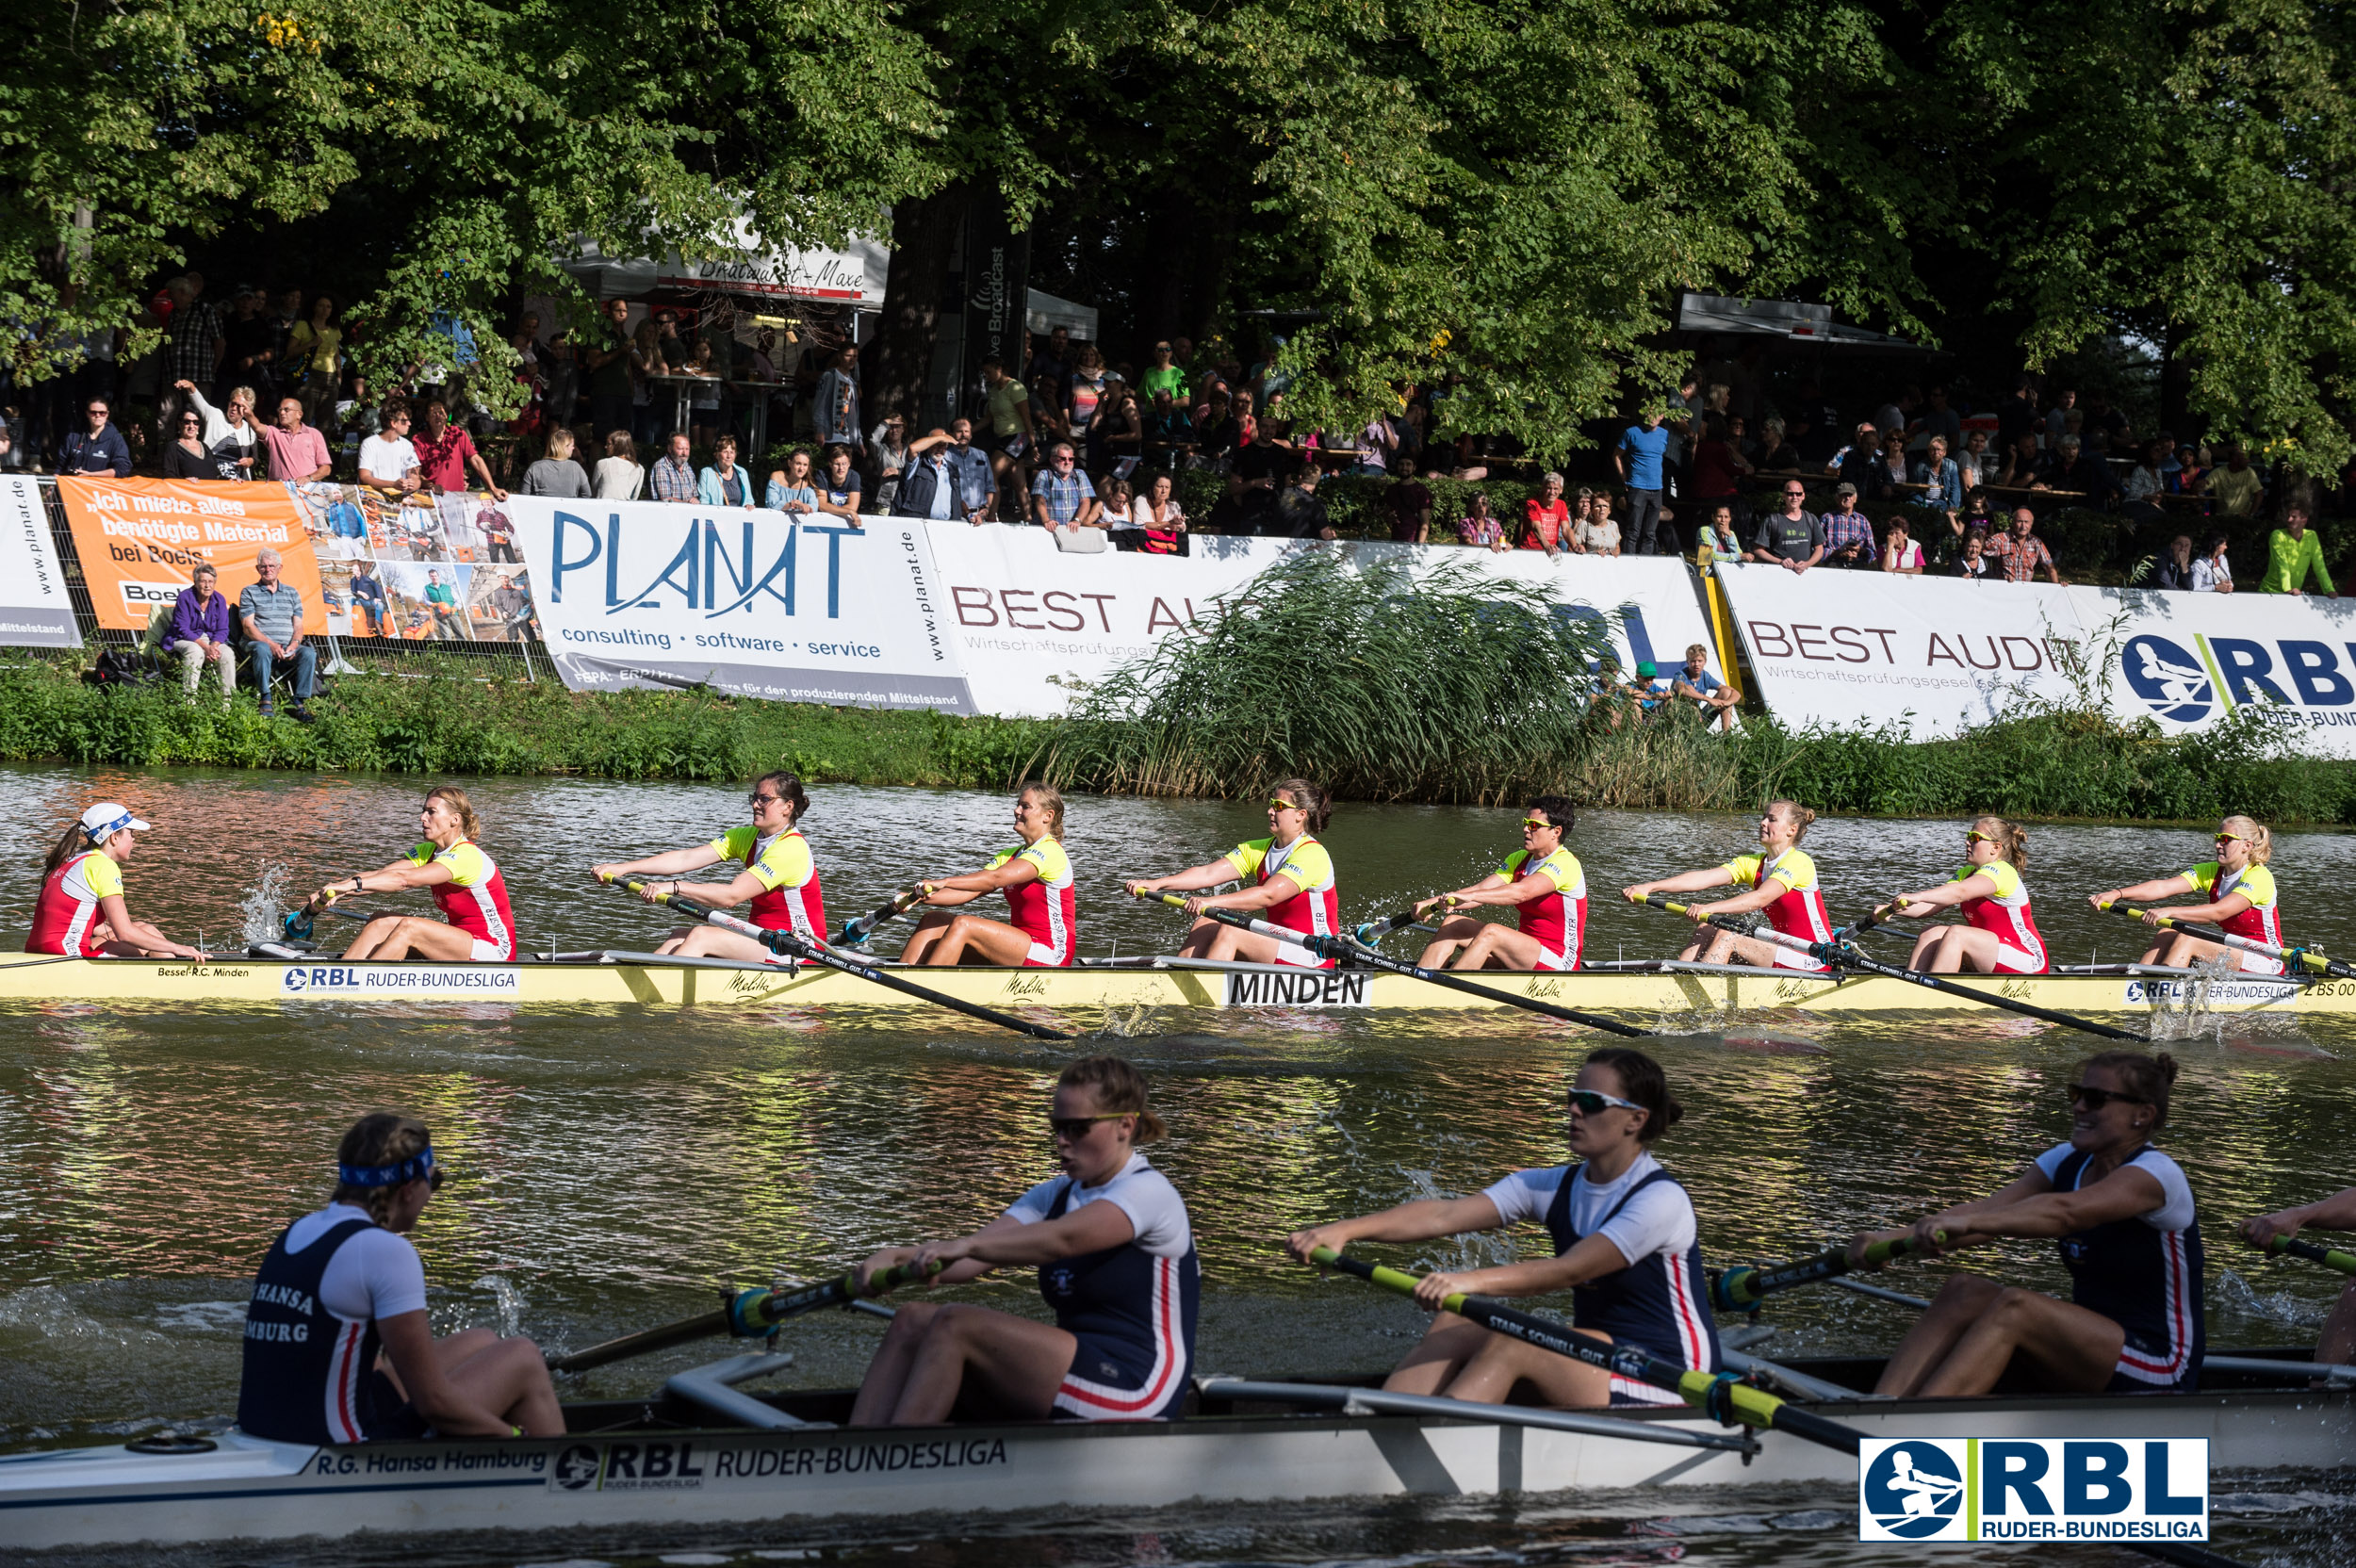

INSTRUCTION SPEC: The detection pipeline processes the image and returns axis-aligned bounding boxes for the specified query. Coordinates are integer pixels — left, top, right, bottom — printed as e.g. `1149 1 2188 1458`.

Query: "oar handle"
1710 1233 1940 1310
2261 1233 2356 1278
728 1260 943 1335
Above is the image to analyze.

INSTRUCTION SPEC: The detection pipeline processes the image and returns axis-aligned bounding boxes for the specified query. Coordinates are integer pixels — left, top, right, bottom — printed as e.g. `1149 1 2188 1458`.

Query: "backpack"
85 646 167 689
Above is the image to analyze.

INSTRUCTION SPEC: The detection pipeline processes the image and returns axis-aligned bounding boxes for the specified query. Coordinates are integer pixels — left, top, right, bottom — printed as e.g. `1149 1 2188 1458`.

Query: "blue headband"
338 1145 436 1188
83 811 136 843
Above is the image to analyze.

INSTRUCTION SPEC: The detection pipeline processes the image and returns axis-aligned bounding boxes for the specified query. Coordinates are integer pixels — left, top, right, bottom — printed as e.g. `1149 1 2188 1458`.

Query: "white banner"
2090 585 2356 756
0 477 81 648
507 498 974 710
923 528 1718 716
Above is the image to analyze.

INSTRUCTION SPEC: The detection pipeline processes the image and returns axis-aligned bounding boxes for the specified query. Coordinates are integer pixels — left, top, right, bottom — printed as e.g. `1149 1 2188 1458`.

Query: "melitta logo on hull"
278 965 523 996
1858 1437 2207 1543
1225 971 1371 1006
2125 631 2356 727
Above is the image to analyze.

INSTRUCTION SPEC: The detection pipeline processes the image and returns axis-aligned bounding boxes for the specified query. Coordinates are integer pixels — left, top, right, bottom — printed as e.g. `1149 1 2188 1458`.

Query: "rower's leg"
1914 1287 2124 1397
1203 927 1292 964
1906 929 1944 971
1436 1323 1612 1408
2318 1282 2356 1366
1451 923 1549 972
850 1300 941 1425
340 914 409 960
666 927 780 962
1175 918 1226 958
1873 1273 2005 1395
900 913 955 964
880 1303 1077 1425
1416 916 1483 969
1381 1314 1492 1396
920 915 1034 967
442 1333 567 1435
356 918 481 962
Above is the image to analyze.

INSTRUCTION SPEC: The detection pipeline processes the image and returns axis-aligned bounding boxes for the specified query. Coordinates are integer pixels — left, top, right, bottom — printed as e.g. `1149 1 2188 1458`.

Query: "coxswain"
902 784 1076 966
237 1112 564 1443
316 786 516 961
2240 1186 2356 1366
2089 815 2282 973
1415 797 1587 971
589 773 825 962
1285 1049 1717 1408
850 1055 1198 1423
1880 815 2047 973
1853 1051 2203 1396
25 803 208 959
1126 778 1339 967
1621 799 1832 970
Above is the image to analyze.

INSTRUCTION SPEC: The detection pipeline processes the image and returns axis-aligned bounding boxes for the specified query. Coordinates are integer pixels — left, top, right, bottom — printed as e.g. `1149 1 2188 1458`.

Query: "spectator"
892 431 963 521
1087 388 1138 474
649 431 697 502
522 427 591 498
980 356 1034 517
1694 503 1742 566
411 400 505 497
2147 533 2198 590
869 414 908 512
681 339 722 449
1520 472 1573 555
1953 532 1990 580
1828 419 1881 493
1910 435 1962 514
1613 409 1670 556
544 328 581 433
816 444 864 521
1988 507 2067 584
1026 324 1072 391
1456 491 1506 551
2043 387 2077 447
161 405 215 480
1132 471 1189 555
1194 392 1242 462
1956 429 1994 492
626 318 665 443
258 395 333 482
1352 411 1398 477
1143 389 1194 466
357 401 421 498
2170 444 2210 498
1754 417 1799 471
478 498 518 564
1579 493 1623 557
581 299 635 437
58 395 132 477
765 449 821 514
162 564 237 708
1067 344 1110 434
944 417 997 523
1748 482 1824 574
2054 434 2120 510
349 559 388 637
1270 466 1337 540
1911 384 1962 451
1690 415 1751 531
1447 431 1490 482
1030 441 1101 537
697 433 755 508
1997 376 2040 451
1384 458 1432 543
593 429 645 499
2259 505 2331 594
221 286 277 405
1140 341 1186 402
1822 484 1879 566
238 548 314 721
1868 430 1911 503
1629 661 1674 716
160 275 224 437
814 346 862 450
2193 532 2235 593
285 294 342 422
2123 440 2168 524
2210 446 2265 517
1671 643 1741 730
1882 515 1924 575
1998 431 2049 491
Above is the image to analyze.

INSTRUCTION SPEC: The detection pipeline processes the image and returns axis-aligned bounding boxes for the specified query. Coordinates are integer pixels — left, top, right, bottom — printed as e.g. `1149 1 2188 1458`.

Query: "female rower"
850 1055 1198 1424
588 773 825 962
237 1112 563 1443
2241 1186 2356 1366
902 783 1076 967
1125 778 1339 967
1853 1052 2202 1396
1621 799 1832 970
1415 796 1587 972
26 803 208 960
1881 815 2046 973
1285 1049 1717 1408
2089 815 2282 973
317 787 516 961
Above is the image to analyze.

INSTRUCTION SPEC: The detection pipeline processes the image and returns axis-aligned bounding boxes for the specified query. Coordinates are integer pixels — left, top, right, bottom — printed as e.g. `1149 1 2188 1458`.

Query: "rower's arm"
593 846 725 881
1200 873 1298 913
315 857 447 906
2150 890 2252 925
659 869 776 910
1956 1165 2167 1242
1410 1230 1631 1300
375 1310 515 1437
1128 859 1242 896
2090 874 2196 909
1852 1168 2053 1262
923 1200 1135 1272
1284 1195 1504 1264
1896 874 1988 915
95 892 205 961
1425 873 1530 912
925 857 1040 899
858 1215 1023 1291
1621 868 1734 902
1697 874 1790 919
2242 1184 2356 1246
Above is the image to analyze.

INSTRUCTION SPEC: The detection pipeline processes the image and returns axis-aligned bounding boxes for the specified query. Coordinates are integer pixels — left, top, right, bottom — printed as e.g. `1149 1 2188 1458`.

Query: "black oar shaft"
1712 1235 1928 1311
548 1262 933 1374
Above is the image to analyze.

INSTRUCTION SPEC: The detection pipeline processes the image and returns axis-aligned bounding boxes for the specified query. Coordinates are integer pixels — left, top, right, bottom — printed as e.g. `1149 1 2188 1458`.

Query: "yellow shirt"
712 824 814 890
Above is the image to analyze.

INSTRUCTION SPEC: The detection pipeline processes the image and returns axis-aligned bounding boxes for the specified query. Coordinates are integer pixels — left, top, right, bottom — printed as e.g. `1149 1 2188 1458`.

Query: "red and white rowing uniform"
1721 847 1833 971
712 824 826 963
1954 858 2047 973
26 851 123 956
2181 860 2282 975
405 840 516 961
1224 835 1339 968
1497 845 1587 970
987 837 1076 967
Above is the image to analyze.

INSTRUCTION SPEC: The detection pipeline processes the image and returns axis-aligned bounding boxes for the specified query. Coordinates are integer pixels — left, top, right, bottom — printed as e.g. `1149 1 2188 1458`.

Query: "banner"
0 477 80 647
964 193 1030 392
506 498 973 709
2087 585 2356 757
56 477 328 634
924 529 1721 717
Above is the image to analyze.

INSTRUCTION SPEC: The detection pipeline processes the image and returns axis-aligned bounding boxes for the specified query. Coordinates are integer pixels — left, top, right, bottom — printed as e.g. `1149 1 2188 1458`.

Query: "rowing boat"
1 947 2350 1017
3 1349 2344 1550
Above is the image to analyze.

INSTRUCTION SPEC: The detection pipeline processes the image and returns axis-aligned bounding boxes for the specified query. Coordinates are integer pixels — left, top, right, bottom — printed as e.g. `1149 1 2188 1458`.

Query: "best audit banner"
0 477 80 648
504 498 974 710
54 476 327 633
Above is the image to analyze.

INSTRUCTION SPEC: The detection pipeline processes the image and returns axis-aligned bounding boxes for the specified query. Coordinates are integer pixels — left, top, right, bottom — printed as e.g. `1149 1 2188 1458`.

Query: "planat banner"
0 477 81 647
504 497 973 709
55 477 328 633
924 529 1722 717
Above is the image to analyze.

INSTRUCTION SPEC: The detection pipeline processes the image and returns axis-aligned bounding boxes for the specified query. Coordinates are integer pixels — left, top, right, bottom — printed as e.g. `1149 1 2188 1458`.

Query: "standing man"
943 417 997 524
411 399 507 498
2209 446 2266 518
814 345 862 451
648 430 697 502
1029 442 1101 536
891 430 964 521
1820 482 1879 567
582 298 635 440
1614 407 1671 557
980 357 1034 518
57 396 133 477
160 274 223 442
358 401 422 499
260 395 333 482
2259 506 2334 596
1988 507 2069 585
165 564 236 709
1747 481 1825 574
239 548 316 721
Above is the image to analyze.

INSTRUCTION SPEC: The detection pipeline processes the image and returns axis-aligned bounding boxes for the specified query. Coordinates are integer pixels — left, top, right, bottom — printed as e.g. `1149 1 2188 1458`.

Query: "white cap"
79 803 152 841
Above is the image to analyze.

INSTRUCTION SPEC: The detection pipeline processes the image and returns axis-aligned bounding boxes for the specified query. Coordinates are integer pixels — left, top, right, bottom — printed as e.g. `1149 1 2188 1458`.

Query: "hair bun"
2153 1051 2181 1086
1659 1097 1684 1131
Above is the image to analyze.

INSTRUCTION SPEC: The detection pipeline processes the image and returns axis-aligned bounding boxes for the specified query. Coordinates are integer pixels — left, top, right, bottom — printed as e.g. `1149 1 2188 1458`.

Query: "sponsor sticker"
1859 1437 2207 1544
278 964 522 997
1223 971 1371 1007
2123 978 2298 1006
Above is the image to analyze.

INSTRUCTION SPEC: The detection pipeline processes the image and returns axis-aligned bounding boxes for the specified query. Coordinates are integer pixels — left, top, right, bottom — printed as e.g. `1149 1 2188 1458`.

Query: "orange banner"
55 478 328 633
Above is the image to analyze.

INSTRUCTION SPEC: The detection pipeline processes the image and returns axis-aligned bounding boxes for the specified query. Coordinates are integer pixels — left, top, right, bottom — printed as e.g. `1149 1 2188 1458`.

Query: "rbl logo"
1858 1437 2207 1543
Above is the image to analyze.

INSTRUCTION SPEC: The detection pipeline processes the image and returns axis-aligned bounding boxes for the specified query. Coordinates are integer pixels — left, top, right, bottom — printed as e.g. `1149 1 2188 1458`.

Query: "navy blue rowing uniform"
1484 1153 1721 1407
1008 1152 1200 1420
237 1207 429 1445
2036 1142 2205 1392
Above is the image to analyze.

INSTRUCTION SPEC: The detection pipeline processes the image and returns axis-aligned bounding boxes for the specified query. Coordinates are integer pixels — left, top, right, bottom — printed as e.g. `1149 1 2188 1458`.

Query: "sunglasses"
748 792 784 808
1966 829 1997 844
1268 798 1302 812
2215 832 2244 844
1567 1088 1644 1117
1521 817 1557 831
1050 1113 1130 1140
2069 1083 2147 1111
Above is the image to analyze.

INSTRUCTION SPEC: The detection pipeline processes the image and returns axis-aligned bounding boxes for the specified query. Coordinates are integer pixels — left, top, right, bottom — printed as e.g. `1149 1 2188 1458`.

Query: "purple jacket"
167 586 233 650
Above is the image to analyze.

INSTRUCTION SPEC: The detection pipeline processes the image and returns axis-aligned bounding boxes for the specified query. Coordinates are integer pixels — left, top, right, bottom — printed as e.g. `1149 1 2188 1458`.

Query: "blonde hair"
332 1112 434 1226
546 427 576 458
1767 799 1816 842
1020 782 1066 839
426 785 483 842
2219 815 2271 864
1971 814 2028 871
1058 1055 1167 1143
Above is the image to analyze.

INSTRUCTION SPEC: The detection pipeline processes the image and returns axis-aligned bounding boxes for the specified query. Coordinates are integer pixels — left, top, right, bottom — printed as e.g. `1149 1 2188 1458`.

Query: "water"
0 767 2351 1565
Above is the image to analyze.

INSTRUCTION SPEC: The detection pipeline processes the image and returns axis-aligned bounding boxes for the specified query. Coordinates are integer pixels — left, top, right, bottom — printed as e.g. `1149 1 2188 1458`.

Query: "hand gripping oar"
1629 892 2146 1044
549 1261 936 1373
2101 901 2354 980
1305 1247 1863 1456
1711 1234 1934 1312
619 880 1070 1040
1352 905 1435 947
832 886 929 949
1137 890 1655 1037
2255 1233 2356 1278
280 891 375 941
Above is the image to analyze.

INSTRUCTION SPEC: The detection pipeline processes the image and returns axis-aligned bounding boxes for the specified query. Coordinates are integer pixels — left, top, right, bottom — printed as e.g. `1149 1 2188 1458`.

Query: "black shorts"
365 1369 431 1440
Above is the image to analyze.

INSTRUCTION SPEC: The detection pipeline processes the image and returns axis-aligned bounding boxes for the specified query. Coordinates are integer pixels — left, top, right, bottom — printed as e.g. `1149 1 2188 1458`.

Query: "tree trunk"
2157 317 2193 440
868 181 968 433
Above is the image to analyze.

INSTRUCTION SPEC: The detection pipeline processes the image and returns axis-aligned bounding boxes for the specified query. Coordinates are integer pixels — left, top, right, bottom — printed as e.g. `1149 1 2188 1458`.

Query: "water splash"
475 1274 528 1337
2149 950 2243 1043
2212 1266 2330 1328
238 863 293 947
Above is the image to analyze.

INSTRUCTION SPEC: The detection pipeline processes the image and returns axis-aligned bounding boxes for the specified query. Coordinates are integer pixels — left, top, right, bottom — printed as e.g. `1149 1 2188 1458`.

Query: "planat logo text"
1859 1437 2207 1544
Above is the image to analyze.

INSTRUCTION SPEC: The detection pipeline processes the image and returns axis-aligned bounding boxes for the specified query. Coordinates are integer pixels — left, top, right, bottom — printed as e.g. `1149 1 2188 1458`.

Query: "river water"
0 768 2349 1566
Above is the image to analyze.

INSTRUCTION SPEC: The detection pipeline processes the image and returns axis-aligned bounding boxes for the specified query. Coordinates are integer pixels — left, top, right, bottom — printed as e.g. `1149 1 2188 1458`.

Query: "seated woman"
902 784 1075 966
589 773 825 961
1853 1051 2201 1396
1621 798 1832 971
2089 815 2282 973
237 1112 564 1442
26 802 208 959
317 786 517 961
851 1056 1197 1424
1125 778 1339 968
1286 1049 1717 1407
1883 815 2046 974
1415 797 1587 972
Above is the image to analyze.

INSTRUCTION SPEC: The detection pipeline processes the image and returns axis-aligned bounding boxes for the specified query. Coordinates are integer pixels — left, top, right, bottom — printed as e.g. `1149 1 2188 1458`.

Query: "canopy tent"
1677 292 1913 351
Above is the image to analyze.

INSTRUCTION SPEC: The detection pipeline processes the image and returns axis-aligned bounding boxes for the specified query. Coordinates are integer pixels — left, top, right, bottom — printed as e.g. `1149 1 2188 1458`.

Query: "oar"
281 904 373 941
1136 890 1656 1037
1352 904 1436 946
2255 1233 2356 1277
550 1261 935 1373
1629 892 2146 1044
832 887 929 949
1305 1247 1864 1456
1711 1234 1935 1312
618 881 1070 1040
2100 901 2352 980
